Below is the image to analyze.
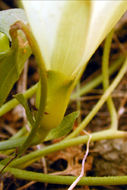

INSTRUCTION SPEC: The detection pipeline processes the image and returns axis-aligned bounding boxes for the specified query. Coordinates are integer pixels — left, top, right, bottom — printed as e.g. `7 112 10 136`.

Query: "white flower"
22 0 127 77
22 0 127 130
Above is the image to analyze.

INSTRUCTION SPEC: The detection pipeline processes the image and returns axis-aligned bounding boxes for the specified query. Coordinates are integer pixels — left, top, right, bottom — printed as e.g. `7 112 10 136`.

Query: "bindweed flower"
22 0 127 131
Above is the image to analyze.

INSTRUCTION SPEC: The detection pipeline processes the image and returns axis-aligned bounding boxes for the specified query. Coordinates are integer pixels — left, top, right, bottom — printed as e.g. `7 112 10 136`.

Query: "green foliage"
0 3 127 187
0 9 31 106
15 93 79 143
14 93 35 126
0 32 10 52
45 111 79 141
0 33 31 106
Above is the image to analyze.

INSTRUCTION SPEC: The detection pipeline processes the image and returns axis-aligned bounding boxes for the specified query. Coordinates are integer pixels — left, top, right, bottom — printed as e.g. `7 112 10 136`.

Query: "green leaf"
0 32 10 52
0 8 31 106
0 9 27 40
45 111 79 141
14 94 35 126
0 31 31 106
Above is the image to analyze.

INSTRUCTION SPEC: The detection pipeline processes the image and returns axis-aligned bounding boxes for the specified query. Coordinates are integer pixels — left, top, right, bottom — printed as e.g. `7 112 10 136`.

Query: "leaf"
14 93 35 126
0 9 27 40
45 111 79 141
0 9 31 106
0 31 31 106
0 32 10 52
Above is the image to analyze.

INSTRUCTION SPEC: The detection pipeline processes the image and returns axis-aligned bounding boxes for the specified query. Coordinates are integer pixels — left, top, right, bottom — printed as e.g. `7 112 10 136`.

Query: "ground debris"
92 139 127 176
47 146 93 176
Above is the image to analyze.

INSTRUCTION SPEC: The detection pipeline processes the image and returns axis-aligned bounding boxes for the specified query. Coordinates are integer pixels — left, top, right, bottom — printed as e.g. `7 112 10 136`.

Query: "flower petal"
83 1 127 67
22 0 91 76
22 0 127 77
22 1 66 70
50 1 91 76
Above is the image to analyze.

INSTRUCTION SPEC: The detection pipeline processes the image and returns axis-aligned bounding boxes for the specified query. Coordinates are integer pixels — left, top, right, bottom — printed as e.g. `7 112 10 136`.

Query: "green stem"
76 82 81 124
102 30 118 130
0 130 126 168
10 21 47 155
71 56 124 99
0 137 26 151
1 128 126 153
10 127 27 140
10 129 127 168
66 57 127 139
1 162 127 186
0 127 27 156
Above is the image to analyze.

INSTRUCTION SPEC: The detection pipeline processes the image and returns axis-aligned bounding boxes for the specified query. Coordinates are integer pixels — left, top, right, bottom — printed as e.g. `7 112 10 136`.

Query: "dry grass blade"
16 181 36 190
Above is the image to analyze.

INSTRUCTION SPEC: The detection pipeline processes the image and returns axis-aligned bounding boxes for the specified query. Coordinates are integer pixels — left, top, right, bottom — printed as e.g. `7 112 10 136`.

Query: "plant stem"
13 22 48 155
0 137 26 151
66 57 127 139
0 130 126 168
10 129 127 168
76 82 81 124
102 30 118 130
0 56 123 118
1 163 127 186
71 56 124 99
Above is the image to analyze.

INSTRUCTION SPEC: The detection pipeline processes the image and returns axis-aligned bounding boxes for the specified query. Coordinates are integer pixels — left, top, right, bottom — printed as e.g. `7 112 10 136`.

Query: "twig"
37 144 48 189
68 131 91 190
0 149 18 178
0 180 3 190
13 61 30 132
17 181 36 190
36 145 48 174
114 34 127 55
0 1 10 10
118 96 127 119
